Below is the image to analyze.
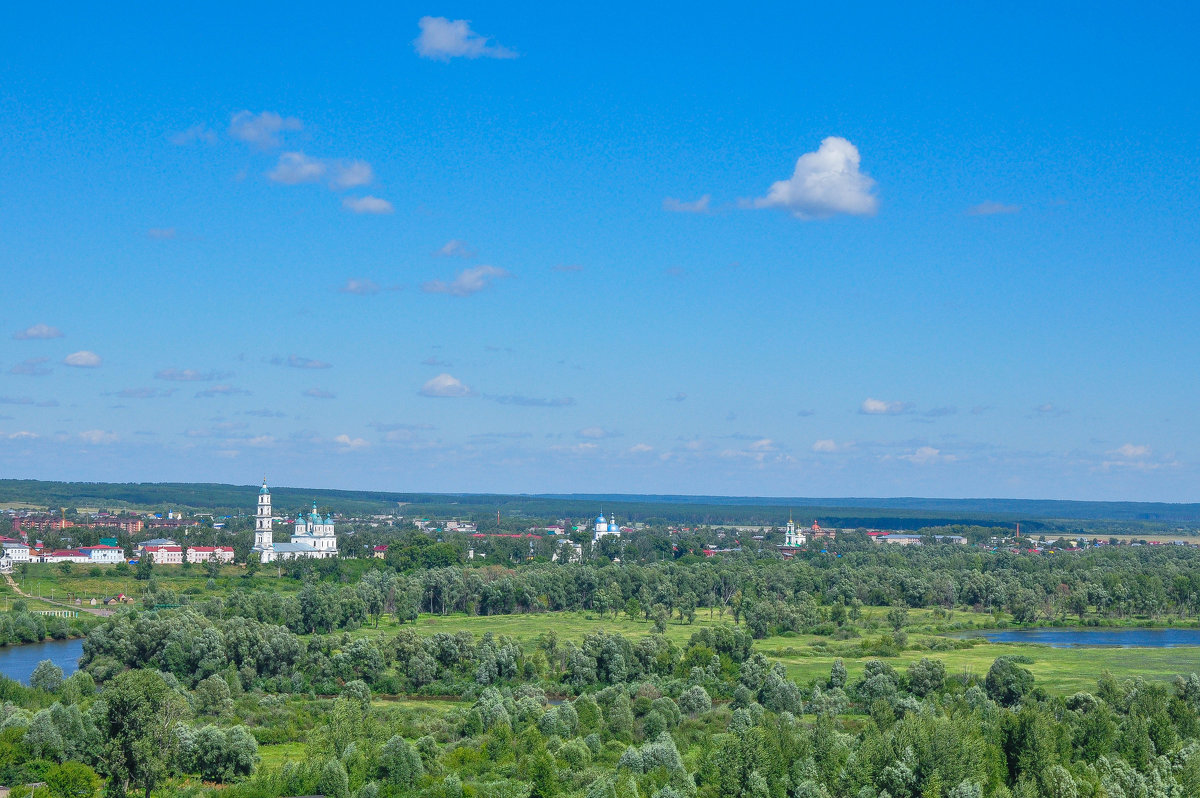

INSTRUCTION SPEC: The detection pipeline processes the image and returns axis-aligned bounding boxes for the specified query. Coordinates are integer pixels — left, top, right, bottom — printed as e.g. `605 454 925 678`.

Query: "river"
963 627 1200 648
0 637 84 684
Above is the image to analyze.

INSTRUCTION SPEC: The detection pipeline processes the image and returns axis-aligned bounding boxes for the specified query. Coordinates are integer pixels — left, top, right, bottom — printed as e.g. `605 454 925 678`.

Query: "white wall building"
81 545 124 564
783 518 807 547
186 546 235 564
593 513 621 543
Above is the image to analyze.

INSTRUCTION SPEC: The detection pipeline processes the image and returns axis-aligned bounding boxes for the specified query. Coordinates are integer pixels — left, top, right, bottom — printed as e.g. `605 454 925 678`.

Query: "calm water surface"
966 627 1200 648
0 638 84 684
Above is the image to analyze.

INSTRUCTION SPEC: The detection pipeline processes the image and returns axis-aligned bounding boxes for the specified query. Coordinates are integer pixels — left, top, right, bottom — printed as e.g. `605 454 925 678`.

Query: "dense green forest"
5 543 1200 796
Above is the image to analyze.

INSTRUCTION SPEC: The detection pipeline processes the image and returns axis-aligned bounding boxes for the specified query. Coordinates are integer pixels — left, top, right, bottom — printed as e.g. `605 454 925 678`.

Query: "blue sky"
2 3 1198 501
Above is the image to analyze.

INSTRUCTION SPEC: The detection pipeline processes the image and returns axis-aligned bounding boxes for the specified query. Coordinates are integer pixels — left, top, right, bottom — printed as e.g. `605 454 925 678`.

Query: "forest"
4 541 1200 796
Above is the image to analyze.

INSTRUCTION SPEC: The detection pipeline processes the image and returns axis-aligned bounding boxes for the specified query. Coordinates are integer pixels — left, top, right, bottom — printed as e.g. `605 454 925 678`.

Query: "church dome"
608 523 619 533
596 515 606 524
260 482 269 495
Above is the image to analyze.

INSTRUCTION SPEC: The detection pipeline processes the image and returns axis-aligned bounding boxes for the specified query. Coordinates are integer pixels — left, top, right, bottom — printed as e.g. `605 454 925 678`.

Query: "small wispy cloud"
577 426 621 439
63 351 102 368
244 409 286 418
668 393 688 402
1032 403 1069 418
1109 443 1151 459
228 110 302 149
488 394 575 407
157 368 232 382
330 161 374 189
628 443 653 454
147 227 177 240
420 373 473 398
860 397 911 415
924 406 957 418
302 388 336 399
169 124 218 146
967 201 1021 216
422 357 452 367
13 324 63 340
339 278 381 295
79 429 118 445
10 358 51 376
436 240 475 258
267 151 326 184
270 355 332 369
812 439 841 452
751 137 878 219
414 16 517 61
663 194 711 213
343 195 393 214
195 385 250 398
796 409 815 417
116 387 174 399
899 445 956 464
422 265 510 297
334 433 369 450
7 431 39 440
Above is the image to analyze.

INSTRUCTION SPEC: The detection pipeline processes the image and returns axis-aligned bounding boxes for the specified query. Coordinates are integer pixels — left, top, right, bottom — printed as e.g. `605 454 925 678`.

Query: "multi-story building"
141 543 183 564
79 544 125 564
186 545 235 564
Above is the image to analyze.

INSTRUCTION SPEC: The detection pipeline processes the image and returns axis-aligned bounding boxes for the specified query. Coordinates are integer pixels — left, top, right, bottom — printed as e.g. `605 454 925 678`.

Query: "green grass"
257 741 307 768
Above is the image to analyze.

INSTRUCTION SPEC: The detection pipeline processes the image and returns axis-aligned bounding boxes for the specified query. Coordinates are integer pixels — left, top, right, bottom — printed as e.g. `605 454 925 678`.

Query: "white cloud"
748 438 776 451
10 358 51 376
422 265 510 296
812 439 838 452
343 195 394 214
267 151 326 184
968 201 1021 216
860 398 910 415
663 195 711 213
271 355 331 369
1110 443 1151 459
79 429 118 445
331 160 374 189
334 434 369 450
156 368 231 382
302 388 336 399
577 426 621 439
169 124 217 145
339 278 381 295
195 385 250 398
7 431 39 440
628 443 653 453
899 446 956 464
752 136 878 219
437 239 475 258
228 110 302 148
420 373 473 398
13 324 63 340
414 16 516 61
63 350 101 368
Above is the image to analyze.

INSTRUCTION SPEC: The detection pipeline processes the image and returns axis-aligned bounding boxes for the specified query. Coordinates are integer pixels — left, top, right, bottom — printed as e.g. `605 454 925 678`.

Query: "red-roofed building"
79 544 124 564
143 544 183 565
372 545 388 559
186 545 235 564
44 549 90 564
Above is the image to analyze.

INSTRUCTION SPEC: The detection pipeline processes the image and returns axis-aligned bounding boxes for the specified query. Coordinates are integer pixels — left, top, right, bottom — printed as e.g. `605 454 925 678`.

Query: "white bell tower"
254 479 274 551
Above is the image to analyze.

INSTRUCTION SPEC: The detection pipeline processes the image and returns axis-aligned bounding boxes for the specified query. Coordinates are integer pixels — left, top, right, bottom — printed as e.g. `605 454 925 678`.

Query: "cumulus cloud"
663 195 711 213
303 388 336 399
147 227 177 240
228 110 302 148
7 431 39 440
414 16 517 61
628 443 653 453
343 195 393 214
195 385 250 398
63 350 101 368
437 239 475 258
1110 443 1151 458
812 439 839 452
420 373 473 398
752 136 878 219
168 124 217 145
860 398 911 415
156 368 232 382
10 358 51 376
267 151 327 184
899 446 956 464
339 278 381 295
1033 403 1068 417
13 324 63 340
577 426 621 439
968 201 1021 216
422 265 510 296
334 433 369 450
271 355 332 369
79 429 118 445
330 161 374 189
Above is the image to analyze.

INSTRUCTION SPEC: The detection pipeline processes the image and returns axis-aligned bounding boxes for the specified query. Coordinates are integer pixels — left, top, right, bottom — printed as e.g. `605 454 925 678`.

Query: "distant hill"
0 479 1196 532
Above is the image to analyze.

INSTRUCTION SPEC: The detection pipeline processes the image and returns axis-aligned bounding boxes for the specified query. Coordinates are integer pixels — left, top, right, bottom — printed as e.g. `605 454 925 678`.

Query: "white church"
251 481 338 563
593 513 621 543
